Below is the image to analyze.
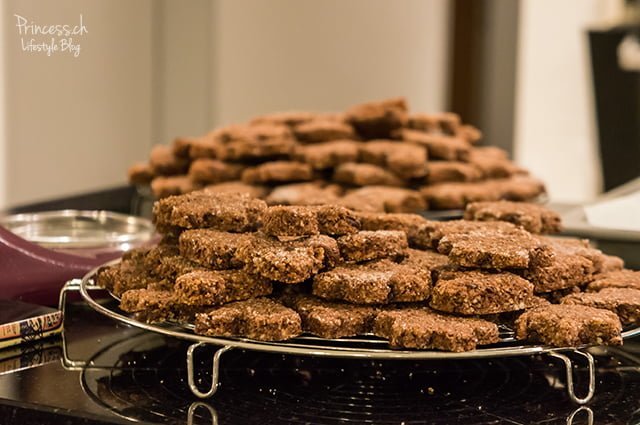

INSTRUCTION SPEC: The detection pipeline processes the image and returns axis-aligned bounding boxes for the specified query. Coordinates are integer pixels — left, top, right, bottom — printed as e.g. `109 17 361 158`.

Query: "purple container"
0 210 155 305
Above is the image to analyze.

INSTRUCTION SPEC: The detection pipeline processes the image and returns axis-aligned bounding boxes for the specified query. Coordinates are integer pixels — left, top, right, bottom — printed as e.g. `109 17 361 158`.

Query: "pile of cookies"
96 191 640 352
128 97 545 212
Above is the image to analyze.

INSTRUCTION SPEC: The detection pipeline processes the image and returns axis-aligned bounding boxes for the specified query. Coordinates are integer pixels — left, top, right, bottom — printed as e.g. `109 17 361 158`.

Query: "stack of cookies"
128 97 545 213
96 192 638 352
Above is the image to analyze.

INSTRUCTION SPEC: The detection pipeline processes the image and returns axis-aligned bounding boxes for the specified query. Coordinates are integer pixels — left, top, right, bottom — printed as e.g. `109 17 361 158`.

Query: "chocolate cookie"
281 293 378 339
128 162 155 185
464 201 562 234
188 159 243 185
340 186 426 213
357 212 434 249
420 181 501 210
293 120 356 143
359 140 428 179
373 307 499 352
242 161 314 184
515 304 622 347
173 270 272 306
561 288 640 325
395 128 470 161
178 229 252 269
153 191 267 233
430 270 536 315
120 288 201 323
261 205 320 237
194 298 302 341
312 259 432 304
293 140 361 170
266 182 342 206
212 124 295 161
150 175 197 199
424 161 483 184
337 230 408 263
333 163 404 187
203 181 270 199
149 144 190 175
345 97 408 139
587 269 640 292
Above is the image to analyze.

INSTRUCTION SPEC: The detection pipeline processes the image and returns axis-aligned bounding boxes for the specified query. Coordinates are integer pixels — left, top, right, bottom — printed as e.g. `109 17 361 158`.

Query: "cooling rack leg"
187 343 232 399
187 401 218 425
548 350 595 405
566 406 594 425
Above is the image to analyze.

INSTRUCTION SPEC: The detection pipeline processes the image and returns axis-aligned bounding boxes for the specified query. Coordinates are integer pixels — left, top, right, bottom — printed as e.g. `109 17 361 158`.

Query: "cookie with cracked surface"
561 288 640 325
464 201 562 234
345 97 408 139
194 298 302 341
333 163 404 187
178 229 252 269
173 270 272 306
373 307 499 352
337 230 408 263
587 269 640 292
430 270 536 315
242 161 314 184
340 186 426 213
515 304 622 347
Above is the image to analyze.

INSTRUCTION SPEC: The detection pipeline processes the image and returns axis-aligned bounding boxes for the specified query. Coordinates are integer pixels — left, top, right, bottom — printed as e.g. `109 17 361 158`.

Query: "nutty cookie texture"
515 304 622 347
261 205 320 237
562 288 640 325
265 182 342 206
337 230 408 263
464 201 562 234
153 191 267 233
235 234 338 284
373 307 499 352
173 270 272 306
430 270 536 315
587 269 640 292
194 298 302 341
436 224 547 269
312 259 432 305
357 212 434 249
120 288 203 323
358 140 428 179
178 229 251 269
281 293 378 339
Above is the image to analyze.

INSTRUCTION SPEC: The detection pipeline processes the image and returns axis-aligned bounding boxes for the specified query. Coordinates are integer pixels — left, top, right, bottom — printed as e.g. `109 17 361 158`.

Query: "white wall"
2 0 154 208
0 1 6 208
211 0 452 125
514 0 623 203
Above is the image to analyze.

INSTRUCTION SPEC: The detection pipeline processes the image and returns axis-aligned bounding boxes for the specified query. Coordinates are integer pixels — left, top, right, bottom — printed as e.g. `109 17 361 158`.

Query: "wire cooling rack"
59 264 640 405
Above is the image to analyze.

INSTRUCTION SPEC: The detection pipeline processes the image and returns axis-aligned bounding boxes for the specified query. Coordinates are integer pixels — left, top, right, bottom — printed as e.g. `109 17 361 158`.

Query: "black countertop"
0 301 639 425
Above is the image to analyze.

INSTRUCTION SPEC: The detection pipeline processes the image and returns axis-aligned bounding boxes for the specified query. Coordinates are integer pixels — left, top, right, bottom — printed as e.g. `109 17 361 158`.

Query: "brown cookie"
281 293 378 339
345 97 408 139
395 128 470 161
194 298 302 341
333 163 404 187
424 161 483 184
437 225 548 269
357 212 434 249
178 229 252 269
261 206 320 237
523 251 595 294
293 140 361 169
242 161 314 184
494 176 546 202
467 148 523 178
149 144 190 175
337 230 408 263
359 140 428 179
203 181 270 199
561 288 640 325
120 288 202 323
340 186 426 213
266 182 343 206
421 219 518 249
150 175 197 199
143 243 204 280
601 254 625 272
587 269 640 292
172 136 218 160
314 205 361 236
249 111 316 127
455 124 483 144
515 304 622 347
293 120 356 143
188 159 243 185
212 124 295 161
373 307 500 352
420 181 502 210
235 234 331 284
153 191 267 233
173 270 272 306
407 112 461 135
464 201 562 234
430 270 536 315
128 162 155 185
312 259 432 304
